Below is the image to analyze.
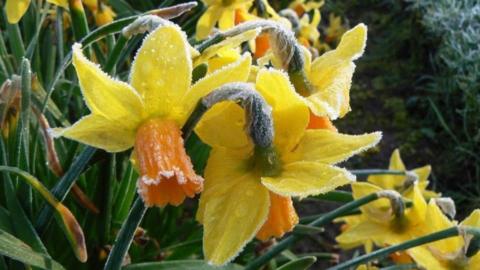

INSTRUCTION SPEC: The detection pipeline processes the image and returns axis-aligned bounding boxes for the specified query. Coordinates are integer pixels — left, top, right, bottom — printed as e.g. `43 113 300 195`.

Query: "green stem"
351 169 406 177
328 227 460 270
380 264 418 270
244 193 380 270
104 197 147 270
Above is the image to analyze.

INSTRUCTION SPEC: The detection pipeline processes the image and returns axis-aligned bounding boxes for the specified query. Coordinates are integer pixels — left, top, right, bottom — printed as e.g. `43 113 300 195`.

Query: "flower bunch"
4 1 478 269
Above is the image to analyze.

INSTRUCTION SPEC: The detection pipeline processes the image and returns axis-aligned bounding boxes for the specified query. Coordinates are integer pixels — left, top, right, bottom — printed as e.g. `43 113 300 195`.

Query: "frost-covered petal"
307 24 367 119
255 69 310 152
261 161 354 198
198 148 269 265
130 24 191 118
52 114 137 152
180 54 252 124
196 6 223 40
283 130 381 164
195 102 250 148
72 44 143 123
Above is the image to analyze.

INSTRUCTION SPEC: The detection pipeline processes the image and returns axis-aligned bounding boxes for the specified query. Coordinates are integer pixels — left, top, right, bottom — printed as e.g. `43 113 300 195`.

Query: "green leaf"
105 197 147 270
0 229 65 270
0 166 87 262
123 260 243 270
35 146 96 233
277 256 316 270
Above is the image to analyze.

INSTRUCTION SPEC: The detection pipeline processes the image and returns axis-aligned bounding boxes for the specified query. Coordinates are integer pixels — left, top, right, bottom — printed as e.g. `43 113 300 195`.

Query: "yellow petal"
404 184 428 225
284 130 381 164
196 6 223 40
47 0 68 8
367 149 407 190
255 69 310 152
307 24 367 119
52 114 136 152
72 44 143 123
461 209 480 227
130 24 191 118
197 146 253 222
180 54 252 124
218 7 235 30
206 49 241 73
469 254 480 269
6 0 31 24
389 149 406 170
261 161 354 198
195 102 250 148
407 246 449 270
198 148 270 265
336 220 390 249
352 182 394 222
193 29 258 67
424 200 463 253
412 165 431 183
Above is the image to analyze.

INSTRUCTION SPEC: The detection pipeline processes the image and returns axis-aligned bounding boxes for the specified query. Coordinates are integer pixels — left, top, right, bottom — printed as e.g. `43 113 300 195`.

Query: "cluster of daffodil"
48 0 384 265
7 0 479 268
337 149 480 270
6 0 115 26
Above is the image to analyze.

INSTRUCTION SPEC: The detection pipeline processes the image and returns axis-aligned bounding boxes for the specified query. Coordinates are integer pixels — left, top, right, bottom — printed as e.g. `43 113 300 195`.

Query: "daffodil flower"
302 23 367 120
6 0 67 24
408 202 480 270
196 0 253 40
368 149 438 198
195 68 381 265
325 13 347 43
298 9 321 47
336 183 428 250
289 0 324 17
53 23 252 207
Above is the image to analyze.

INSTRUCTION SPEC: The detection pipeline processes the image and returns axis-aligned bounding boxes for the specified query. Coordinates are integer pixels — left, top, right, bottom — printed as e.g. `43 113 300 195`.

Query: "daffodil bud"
377 190 405 218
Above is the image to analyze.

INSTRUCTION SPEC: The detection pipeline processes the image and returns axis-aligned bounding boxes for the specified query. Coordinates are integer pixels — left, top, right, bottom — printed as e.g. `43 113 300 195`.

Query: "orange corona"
256 192 299 241
307 111 338 131
135 119 203 207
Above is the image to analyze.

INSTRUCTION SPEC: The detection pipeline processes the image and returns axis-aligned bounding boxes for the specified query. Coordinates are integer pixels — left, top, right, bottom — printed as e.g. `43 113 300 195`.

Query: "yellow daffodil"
6 0 67 24
337 183 428 250
356 265 379 270
289 0 324 17
302 23 367 120
196 0 253 40
93 4 116 26
408 202 480 270
53 23 252 207
298 9 321 47
368 149 438 198
325 13 347 43
195 68 381 265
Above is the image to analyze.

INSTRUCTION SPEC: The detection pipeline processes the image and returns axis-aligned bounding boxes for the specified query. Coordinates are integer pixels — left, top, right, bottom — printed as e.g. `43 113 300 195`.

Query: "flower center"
251 145 283 177
134 118 203 207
